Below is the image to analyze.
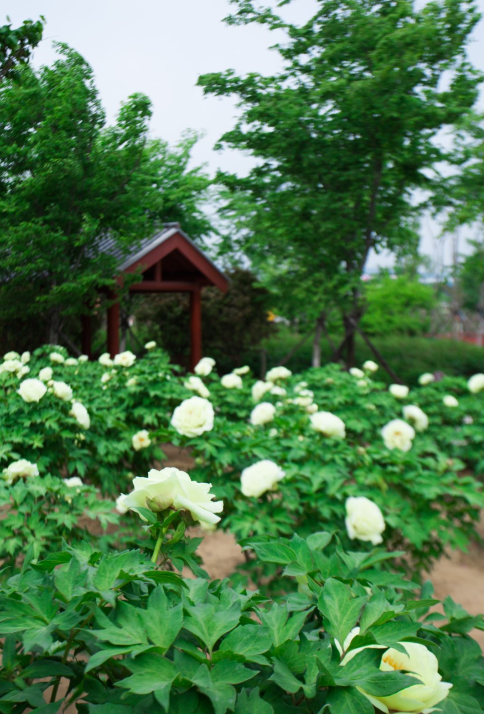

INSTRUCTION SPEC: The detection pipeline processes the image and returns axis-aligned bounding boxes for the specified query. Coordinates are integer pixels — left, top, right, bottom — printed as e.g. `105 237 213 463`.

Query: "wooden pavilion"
82 224 228 371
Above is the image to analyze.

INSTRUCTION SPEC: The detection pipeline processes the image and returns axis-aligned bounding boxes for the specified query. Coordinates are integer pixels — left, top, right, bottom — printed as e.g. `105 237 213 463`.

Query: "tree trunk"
49 308 61 345
344 316 356 368
312 311 325 367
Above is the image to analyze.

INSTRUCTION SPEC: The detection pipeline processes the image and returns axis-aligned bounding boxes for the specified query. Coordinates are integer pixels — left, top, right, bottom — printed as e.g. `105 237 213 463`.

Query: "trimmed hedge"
239 326 484 385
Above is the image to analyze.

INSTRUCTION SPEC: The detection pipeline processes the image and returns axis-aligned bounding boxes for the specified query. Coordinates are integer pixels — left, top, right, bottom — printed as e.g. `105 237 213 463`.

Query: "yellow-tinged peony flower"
99 353 113 367
363 360 379 372
233 365 250 375
144 341 157 350
64 476 83 489
65 357 78 366
310 411 346 438
266 365 292 382
402 405 429 431
341 635 452 713
21 351 30 364
171 396 214 437
251 380 274 402
419 372 434 386
0 359 23 375
3 351 20 361
18 378 47 403
221 373 243 389
50 352 65 364
69 401 90 429
52 381 73 401
381 418 415 451
39 367 53 382
250 401 276 426
78 355 89 362
120 467 223 525
194 356 216 376
3 459 39 484
468 373 484 393
132 429 151 451
349 367 364 378
389 384 409 399
443 395 458 408
114 350 136 368
184 375 210 399
240 459 285 498
345 496 385 545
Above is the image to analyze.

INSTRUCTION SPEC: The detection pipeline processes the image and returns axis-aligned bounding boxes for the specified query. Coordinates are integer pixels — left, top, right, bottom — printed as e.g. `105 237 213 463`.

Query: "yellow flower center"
383 654 404 670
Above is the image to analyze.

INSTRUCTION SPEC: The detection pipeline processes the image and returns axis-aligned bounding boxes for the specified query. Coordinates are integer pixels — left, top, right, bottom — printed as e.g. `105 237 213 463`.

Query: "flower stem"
151 530 164 564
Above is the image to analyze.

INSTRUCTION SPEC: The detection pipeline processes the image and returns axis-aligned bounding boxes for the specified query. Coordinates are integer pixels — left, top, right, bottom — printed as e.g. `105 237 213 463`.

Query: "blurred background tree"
0 16 44 81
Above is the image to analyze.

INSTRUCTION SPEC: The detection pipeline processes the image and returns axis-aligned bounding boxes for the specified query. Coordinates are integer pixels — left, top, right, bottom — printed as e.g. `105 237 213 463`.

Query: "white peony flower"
21 351 30 364
463 415 474 425
39 367 53 382
250 401 276 426
357 379 368 388
363 360 378 372
78 355 89 362
342 640 451 713
310 411 346 438
221 373 243 389
184 375 210 399
120 467 223 525
69 401 90 429
19 366 30 377
50 352 65 364
114 350 136 368
419 372 434 386
294 381 308 393
99 353 113 367
240 460 285 498
266 365 292 382
251 380 274 402
115 494 129 514
194 357 216 376
467 373 484 394
269 428 278 437
132 429 151 451
0 359 23 374
171 396 214 437
389 384 409 399
144 341 157 350
402 404 429 431
64 476 83 488
3 351 20 361
443 395 458 408
270 385 286 396
349 367 364 378
233 365 250 375
65 357 78 366
101 372 112 384
345 496 385 545
127 377 138 387
3 459 39 484
294 395 313 407
52 381 73 401
381 418 415 451
306 403 318 414
18 378 47 403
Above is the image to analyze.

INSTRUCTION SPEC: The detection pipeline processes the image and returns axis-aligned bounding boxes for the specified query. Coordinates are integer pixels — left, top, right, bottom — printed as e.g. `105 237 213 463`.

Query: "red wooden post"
107 300 120 357
81 315 92 358
190 288 202 371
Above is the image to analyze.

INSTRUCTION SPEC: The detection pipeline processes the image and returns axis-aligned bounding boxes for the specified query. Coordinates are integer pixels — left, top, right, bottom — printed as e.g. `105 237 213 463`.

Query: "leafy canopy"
199 0 482 325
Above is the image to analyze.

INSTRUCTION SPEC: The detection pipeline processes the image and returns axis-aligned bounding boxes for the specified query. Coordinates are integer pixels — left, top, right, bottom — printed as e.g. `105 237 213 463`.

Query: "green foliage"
248 326 484 385
132 268 274 371
455 240 484 314
0 474 117 567
0 16 44 80
361 275 436 336
0 44 212 343
0 525 482 713
198 0 482 335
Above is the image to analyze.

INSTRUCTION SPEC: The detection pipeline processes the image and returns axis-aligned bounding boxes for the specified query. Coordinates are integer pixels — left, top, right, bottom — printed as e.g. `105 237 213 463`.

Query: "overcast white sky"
7 0 484 271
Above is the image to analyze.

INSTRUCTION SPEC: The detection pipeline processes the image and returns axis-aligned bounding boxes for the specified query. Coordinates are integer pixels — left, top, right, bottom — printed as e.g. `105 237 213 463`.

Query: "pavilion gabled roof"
98 223 228 292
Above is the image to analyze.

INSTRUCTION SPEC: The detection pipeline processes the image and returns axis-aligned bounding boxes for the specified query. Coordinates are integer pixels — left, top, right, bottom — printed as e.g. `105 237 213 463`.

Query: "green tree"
0 44 212 346
455 239 484 314
199 0 482 368
0 16 44 81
